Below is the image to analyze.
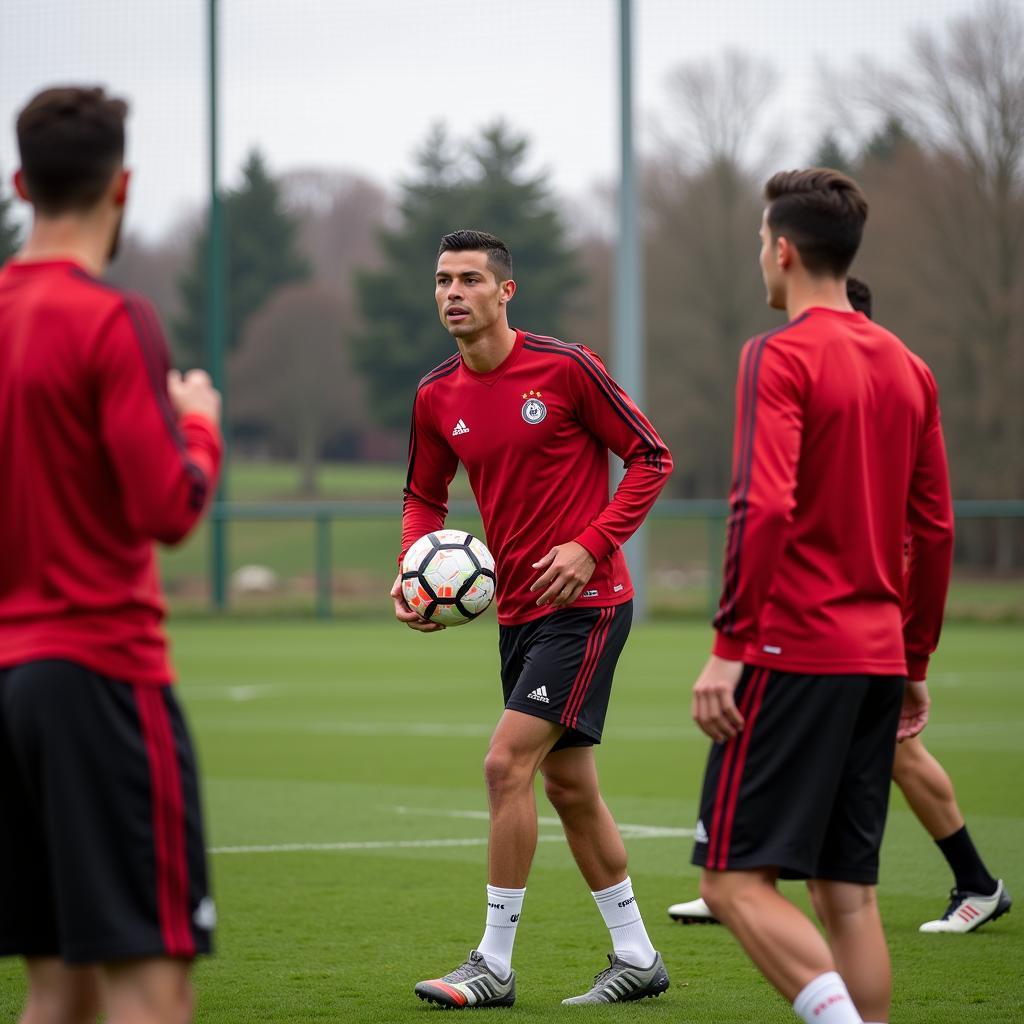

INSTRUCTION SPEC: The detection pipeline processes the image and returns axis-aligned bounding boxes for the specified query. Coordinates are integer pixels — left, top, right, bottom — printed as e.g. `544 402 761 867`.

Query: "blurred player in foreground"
392 229 672 1007
668 278 1010 935
689 170 954 1024
0 87 222 1024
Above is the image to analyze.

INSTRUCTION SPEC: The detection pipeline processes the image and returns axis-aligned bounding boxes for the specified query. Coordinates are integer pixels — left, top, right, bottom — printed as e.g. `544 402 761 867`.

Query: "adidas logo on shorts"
527 686 550 704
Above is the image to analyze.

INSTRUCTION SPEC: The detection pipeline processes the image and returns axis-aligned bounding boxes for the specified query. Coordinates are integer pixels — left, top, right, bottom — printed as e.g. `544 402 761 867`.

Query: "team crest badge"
521 390 547 424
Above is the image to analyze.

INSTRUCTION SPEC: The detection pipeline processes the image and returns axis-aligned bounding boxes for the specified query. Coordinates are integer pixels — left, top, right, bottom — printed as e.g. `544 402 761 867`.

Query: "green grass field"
2 619 1019 1022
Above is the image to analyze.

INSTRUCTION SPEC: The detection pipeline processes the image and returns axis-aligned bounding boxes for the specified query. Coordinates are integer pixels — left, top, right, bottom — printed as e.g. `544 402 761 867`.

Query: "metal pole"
614 0 647 619
207 0 228 609
315 513 332 619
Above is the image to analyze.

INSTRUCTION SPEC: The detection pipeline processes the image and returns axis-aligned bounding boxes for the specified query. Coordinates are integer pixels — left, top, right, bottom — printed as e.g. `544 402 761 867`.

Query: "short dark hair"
846 276 872 318
16 86 128 215
764 168 868 278
438 229 513 281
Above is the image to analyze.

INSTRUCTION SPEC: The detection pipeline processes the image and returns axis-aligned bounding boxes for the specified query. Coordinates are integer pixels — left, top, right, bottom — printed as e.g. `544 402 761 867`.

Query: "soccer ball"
401 530 496 626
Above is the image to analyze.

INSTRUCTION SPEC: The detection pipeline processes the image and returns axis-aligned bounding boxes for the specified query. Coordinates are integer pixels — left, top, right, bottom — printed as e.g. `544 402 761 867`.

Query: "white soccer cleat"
666 896 720 924
919 879 1012 933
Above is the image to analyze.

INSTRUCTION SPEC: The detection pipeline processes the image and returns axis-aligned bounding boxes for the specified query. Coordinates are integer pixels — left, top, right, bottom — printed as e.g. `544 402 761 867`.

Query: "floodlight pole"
615 0 647 619
207 0 228 609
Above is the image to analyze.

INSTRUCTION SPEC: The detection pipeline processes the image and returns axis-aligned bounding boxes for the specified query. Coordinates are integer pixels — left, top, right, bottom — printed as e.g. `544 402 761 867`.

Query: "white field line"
210 806 694 855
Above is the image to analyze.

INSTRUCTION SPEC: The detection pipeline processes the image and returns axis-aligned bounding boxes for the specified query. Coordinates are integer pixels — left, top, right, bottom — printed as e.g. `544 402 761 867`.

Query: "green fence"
158 499 1024 622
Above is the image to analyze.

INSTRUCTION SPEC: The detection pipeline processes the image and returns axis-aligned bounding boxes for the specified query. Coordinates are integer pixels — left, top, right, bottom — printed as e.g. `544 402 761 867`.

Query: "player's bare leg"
541 745 666 1003
892 736 962 838
414 710 561 1007
483 709 563 887
894 735 1008 932
541 746 626 891
700 869 838 1001
807 880 890 1022
103 959 194 1024
21 958 102 1024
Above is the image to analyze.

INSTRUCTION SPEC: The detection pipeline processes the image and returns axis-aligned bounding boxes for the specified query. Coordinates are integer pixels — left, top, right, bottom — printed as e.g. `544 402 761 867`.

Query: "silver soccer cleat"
562 951 669 1005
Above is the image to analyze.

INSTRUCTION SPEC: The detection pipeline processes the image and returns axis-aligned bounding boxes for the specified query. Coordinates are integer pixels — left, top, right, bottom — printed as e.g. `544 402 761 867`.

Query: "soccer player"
668 279 1010 935
0 87 222 1024
689 170 955 1024
391 229 673 1008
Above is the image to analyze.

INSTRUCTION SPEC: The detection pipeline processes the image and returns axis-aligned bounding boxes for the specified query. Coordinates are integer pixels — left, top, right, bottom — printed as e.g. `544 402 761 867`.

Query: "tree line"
1 3 1019 566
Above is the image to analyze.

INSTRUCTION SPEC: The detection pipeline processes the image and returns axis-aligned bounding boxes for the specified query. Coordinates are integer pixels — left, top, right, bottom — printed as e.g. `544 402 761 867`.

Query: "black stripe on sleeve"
523 336 666 470
122 295 210 507
714 313 809 635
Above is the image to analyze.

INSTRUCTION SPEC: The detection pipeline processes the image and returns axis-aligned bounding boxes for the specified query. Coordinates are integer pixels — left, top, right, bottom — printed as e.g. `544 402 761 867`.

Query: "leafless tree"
644 51 780 497
854 1 1024 506
230 282 366 494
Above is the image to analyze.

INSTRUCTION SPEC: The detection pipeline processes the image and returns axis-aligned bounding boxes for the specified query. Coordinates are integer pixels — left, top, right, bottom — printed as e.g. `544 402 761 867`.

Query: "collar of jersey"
4 258 89 275
460 329 526 384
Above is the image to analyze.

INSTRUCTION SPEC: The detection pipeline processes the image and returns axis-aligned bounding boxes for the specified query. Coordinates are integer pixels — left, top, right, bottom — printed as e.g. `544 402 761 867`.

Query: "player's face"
435 250 512 339
759 209 786 311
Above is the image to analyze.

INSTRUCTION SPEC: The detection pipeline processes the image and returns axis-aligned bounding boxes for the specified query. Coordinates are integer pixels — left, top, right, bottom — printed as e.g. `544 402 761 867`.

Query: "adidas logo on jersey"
527 685 550 704
452 419 470 436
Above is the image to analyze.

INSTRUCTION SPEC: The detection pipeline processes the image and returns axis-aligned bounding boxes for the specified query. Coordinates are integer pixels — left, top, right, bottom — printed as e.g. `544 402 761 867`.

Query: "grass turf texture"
1 620 1020 1022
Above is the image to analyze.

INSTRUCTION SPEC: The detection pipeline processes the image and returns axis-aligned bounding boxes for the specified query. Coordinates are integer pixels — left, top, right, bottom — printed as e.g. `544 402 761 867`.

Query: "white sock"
476 885 524 978
793 972 863 1023
591 876 657 968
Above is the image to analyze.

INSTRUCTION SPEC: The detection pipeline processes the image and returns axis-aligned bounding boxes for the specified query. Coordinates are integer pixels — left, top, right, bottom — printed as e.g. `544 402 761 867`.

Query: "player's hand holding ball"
391 573 446 632
168 368 221 426
395 531 496 631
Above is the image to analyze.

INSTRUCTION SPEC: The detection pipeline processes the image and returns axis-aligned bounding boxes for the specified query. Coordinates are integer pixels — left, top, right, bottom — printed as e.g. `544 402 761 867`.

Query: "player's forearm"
150 415 222 545
902 532 954 680
575 456 673 562
712 501 790 653
401 490 448 557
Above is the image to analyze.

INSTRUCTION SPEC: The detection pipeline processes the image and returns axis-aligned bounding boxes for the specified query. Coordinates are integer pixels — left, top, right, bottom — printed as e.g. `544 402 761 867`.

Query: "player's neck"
19 215 113 277
458 324 518 374
784 275 853 321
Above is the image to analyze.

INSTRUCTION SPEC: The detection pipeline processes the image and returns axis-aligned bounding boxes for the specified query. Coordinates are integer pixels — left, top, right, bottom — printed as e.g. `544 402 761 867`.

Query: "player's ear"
113 169 131 207
776 235 795 271
499 278 516 304
13 169 29 202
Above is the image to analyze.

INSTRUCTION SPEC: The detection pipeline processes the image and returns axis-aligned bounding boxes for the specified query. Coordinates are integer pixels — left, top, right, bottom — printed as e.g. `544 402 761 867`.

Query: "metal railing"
198 499 1024 619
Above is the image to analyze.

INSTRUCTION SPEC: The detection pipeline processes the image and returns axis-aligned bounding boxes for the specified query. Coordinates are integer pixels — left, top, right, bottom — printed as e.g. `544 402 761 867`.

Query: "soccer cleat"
414 950 516 1008
919 879 1012 933
561 951 669 1005
667 896 720 925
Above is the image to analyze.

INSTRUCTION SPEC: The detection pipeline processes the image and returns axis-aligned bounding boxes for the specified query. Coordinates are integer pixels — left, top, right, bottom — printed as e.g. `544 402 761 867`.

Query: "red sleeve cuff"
179 410 222 447
574 524 615 564
713 633 748 661
905 654 929 682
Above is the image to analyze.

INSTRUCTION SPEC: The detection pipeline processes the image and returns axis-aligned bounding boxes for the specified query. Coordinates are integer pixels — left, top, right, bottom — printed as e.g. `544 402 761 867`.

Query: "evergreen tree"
174 150 309 367
861 116 913 165
353 122 582 430
810 132 852 174
0 172 21 263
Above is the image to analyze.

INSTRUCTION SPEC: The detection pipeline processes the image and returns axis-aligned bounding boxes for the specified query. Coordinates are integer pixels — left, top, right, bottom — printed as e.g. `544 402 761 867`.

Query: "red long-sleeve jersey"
0 260 222 684
712 307 953 680
402 330 672 625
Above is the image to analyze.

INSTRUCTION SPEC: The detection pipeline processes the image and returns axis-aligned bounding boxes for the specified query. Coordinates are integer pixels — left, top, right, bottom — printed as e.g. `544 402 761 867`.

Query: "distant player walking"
690 171 954 1024
392 230 673 1007
0 87 222 1023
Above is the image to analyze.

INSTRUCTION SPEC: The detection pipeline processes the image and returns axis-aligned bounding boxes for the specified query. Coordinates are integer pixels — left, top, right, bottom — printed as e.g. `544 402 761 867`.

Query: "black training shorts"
0 660 213 964
692 666 903 884
499 602 632 750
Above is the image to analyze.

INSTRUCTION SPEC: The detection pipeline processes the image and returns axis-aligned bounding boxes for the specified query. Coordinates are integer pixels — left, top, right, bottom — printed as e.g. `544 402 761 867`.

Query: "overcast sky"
1 0 980 241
